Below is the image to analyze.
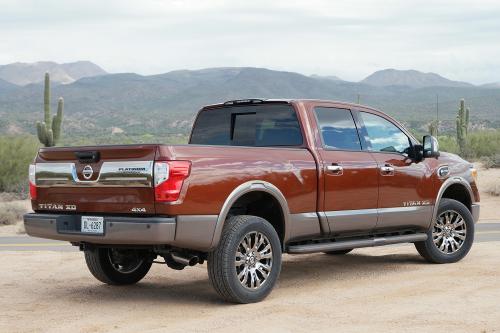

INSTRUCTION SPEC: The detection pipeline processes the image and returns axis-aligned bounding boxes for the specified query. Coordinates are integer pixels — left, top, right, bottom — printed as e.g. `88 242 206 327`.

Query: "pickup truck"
24 99 480 303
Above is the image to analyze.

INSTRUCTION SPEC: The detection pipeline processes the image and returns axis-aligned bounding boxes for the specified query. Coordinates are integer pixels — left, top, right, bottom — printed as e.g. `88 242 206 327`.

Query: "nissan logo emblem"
82 165 94 180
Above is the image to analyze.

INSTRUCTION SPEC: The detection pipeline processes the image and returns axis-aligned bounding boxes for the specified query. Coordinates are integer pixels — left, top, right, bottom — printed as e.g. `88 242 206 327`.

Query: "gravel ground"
1 242 499 333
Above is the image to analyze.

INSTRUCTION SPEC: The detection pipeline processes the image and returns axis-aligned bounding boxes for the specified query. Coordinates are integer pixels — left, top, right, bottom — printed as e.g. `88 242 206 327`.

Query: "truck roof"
203 98 380 113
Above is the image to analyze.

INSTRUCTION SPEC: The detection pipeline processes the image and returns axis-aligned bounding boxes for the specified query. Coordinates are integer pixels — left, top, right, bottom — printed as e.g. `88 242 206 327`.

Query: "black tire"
415 198 474 264
208 215 282 304
324 249 353 255
84 248 152 285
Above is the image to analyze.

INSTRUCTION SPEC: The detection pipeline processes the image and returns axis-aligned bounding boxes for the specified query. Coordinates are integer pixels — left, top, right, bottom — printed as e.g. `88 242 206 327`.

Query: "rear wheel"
208 215 282 303
415 199 474 264
84 248 152 285
324 249 353 255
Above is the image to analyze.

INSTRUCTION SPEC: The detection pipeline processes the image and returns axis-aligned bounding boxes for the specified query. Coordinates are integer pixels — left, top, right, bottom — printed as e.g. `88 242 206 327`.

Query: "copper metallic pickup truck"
24 99 480 303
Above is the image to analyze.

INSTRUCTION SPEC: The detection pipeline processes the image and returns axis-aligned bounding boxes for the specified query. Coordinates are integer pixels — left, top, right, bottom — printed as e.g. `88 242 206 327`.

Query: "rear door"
356 111 434 230
34 145 157 215
313 106 379 234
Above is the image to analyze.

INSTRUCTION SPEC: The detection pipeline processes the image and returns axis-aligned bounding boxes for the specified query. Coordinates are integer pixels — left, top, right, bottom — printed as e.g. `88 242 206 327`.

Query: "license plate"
81 216 104 234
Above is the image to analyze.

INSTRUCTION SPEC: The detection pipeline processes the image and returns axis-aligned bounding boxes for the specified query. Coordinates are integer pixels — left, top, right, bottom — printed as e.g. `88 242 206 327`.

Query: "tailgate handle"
75 151 100 163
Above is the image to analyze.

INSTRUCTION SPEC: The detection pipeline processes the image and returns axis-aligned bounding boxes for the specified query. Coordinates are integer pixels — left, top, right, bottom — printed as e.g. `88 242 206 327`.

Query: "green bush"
0 136 39 193
437 130 500 160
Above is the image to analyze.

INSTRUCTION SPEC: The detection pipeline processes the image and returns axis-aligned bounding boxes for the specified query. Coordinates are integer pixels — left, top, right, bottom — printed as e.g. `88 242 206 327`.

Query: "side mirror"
423 135 440 158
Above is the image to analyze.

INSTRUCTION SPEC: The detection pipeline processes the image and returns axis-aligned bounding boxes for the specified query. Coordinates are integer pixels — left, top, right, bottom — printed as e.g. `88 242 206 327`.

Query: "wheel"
208 215 282 303
324 249 353 255
84 248 152 285
415 198 474 264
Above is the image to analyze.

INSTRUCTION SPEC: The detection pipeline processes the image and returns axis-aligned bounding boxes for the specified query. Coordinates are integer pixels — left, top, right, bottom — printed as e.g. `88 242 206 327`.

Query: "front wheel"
208 215 282 303
415 198 474 264
84 248 152 285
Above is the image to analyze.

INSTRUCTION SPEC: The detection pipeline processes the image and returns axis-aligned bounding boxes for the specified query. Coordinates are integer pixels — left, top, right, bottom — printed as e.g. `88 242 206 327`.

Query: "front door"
313 107 379 235
357 111 434 230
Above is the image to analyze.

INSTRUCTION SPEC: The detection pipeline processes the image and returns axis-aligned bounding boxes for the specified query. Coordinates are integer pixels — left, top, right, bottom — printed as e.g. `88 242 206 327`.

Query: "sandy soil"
1 243 499 333
474 164 500 221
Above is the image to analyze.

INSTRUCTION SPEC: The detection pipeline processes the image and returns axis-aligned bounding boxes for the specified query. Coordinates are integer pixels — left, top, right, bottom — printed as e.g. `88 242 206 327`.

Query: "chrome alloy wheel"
433 210 467 254
107 249 145 274
235 231 273 290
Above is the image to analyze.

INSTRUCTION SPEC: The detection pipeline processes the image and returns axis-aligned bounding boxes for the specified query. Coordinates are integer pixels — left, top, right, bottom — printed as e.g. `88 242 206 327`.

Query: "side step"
287 233 428 254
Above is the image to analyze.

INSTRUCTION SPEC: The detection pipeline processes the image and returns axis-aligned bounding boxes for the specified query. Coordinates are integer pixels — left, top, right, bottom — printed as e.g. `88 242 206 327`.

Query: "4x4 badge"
82 165 93 180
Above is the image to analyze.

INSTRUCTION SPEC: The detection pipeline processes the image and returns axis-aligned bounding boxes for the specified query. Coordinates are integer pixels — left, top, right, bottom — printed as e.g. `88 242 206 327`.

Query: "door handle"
380 164 395 176
326 164 343 175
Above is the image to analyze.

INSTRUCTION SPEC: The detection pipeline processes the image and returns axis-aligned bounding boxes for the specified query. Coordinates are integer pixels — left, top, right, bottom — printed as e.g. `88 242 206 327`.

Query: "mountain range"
0 62 499 139
0 61 106 86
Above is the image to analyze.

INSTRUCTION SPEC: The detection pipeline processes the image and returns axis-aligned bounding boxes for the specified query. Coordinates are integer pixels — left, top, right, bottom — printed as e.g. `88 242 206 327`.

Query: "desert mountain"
0 61 107 86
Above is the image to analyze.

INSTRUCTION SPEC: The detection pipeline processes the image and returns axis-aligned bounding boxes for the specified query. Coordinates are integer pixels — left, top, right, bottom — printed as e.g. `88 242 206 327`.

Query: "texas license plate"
81 216 104 234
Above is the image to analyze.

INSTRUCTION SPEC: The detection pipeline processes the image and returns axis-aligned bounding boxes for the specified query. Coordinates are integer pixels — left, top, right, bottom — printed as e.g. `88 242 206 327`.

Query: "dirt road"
1 241 499 333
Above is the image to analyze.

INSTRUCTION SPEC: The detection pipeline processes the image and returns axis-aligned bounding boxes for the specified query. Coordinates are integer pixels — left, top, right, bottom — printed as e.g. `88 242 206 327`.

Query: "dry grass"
0 192 26 202
0 201 28 225
485 182 500 196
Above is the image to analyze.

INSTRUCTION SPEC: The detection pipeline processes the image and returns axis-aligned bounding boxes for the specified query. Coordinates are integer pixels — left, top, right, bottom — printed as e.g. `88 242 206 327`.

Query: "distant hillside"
482 82 500 88
362 69 473 88
310 74 343 81
1 66 499 139
0 61 107 86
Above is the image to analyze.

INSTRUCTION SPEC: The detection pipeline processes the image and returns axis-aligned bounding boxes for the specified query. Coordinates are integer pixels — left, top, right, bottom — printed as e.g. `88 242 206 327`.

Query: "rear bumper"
23 213 217 251
471 204 480 223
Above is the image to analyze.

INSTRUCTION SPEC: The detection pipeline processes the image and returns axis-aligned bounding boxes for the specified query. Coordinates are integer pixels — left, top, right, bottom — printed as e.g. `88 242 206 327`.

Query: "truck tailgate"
33 145 158 215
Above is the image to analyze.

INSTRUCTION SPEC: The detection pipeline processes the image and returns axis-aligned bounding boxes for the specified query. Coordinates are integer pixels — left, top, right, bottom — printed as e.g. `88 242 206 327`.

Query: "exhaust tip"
171 253 199 267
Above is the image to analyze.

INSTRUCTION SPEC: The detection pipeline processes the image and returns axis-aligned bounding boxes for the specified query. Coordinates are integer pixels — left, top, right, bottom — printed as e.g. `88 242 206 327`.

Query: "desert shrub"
467 130 500 158
435 130 500 160
485 181 500 196
437 136 459 154
480 154 500 169
0 201 27 225
0 136 39 193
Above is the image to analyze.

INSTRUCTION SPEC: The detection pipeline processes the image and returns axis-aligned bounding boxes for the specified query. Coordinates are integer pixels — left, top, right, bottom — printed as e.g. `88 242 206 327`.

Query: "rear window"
189 104 303 147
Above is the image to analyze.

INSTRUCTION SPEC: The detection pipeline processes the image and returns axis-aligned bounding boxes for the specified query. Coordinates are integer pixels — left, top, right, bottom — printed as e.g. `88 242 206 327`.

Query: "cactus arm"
46 129 54 147
36 121 47 146
52 97 64 143
465 107 470 135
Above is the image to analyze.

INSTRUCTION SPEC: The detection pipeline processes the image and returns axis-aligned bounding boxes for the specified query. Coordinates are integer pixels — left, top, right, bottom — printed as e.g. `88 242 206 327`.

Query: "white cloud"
0 0 499 84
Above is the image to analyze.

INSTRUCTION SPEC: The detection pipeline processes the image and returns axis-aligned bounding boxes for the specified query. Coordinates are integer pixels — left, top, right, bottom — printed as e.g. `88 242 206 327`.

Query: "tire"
208 215 282 304
415 198 474 264
324 249 353 255
84 248 152 285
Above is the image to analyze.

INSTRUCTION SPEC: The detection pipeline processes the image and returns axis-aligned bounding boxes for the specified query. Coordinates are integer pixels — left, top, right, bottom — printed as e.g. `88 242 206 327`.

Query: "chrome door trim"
35 161 154 187
325 206 434 233
326 165 343 175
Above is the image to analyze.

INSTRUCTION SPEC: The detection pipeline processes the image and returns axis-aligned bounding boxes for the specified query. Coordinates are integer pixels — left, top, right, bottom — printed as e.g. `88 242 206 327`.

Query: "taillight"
154 161 191 202
29 164 37 200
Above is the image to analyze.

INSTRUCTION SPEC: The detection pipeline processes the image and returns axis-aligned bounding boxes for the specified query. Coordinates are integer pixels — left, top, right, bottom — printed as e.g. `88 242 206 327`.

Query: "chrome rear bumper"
23 213 218 250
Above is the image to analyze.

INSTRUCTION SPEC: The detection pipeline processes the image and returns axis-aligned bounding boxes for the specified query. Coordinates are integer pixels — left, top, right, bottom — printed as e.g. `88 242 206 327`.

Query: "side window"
314 107 362 151
359 112 411 155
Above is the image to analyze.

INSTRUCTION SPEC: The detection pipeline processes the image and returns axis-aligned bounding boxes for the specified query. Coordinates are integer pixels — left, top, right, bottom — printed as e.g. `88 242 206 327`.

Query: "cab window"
359 112 412 155
314 107 362 151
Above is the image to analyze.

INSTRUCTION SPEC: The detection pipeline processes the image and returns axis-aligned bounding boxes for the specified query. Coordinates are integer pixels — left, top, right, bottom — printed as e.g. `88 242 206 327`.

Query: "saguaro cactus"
456 99 470 156
428 121 438 137
36 72 63 147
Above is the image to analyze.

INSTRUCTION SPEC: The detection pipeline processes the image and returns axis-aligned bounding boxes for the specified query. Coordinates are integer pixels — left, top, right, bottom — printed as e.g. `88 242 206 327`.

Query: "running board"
287 233 428 254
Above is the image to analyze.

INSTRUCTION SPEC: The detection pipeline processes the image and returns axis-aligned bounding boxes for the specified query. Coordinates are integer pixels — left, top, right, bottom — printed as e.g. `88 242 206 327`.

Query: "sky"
1 0 499 84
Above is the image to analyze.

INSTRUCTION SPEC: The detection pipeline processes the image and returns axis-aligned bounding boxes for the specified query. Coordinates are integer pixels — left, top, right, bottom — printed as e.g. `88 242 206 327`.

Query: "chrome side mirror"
423 135 440 158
